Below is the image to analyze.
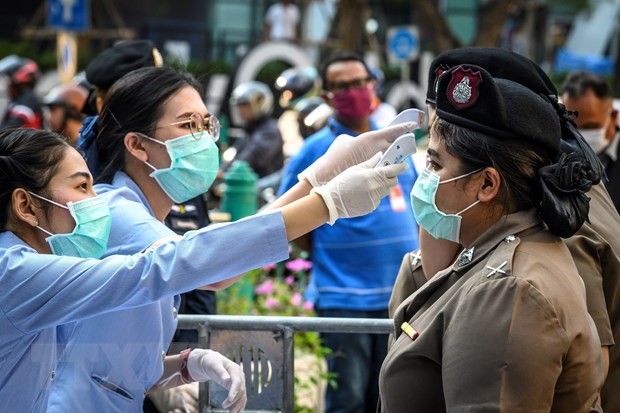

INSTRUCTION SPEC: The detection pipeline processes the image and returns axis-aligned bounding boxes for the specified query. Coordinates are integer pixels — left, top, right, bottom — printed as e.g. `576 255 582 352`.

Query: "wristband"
179 348 194 384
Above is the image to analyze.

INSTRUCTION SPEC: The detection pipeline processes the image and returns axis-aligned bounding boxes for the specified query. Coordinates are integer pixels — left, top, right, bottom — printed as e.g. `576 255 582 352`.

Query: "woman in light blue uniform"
44 66 414 412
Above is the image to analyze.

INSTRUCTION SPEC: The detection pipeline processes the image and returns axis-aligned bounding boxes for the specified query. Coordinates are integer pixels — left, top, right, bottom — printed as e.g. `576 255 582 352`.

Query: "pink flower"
265 297 279 309
303 301 314 311
285 275 295 286
262 263 277 272
291 292 302 306
255 279 274 296
286 258 313 272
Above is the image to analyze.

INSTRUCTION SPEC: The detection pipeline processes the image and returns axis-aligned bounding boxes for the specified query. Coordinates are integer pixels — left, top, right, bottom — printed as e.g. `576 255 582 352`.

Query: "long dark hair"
95 66 204 184
0 128 70 230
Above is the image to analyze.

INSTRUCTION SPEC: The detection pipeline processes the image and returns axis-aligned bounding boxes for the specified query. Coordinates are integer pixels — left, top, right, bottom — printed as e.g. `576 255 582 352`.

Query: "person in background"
279 51 419 413
78 40 163 175
0 55 43 129
43 83 89 144
369 67 397 128
264 0 301 43
274 66 323 156
225 81 284 178
389 46 620 413
295 96 328 139
561 70 620 212
380 62 603 413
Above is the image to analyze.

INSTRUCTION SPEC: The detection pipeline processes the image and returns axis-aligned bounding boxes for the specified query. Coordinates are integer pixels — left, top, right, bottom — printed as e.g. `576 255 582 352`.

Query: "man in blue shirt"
278 52 419 413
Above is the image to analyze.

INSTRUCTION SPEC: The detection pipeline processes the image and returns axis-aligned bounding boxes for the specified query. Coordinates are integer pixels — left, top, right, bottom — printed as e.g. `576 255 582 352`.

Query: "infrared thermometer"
375 133 416 167
387 108 426 128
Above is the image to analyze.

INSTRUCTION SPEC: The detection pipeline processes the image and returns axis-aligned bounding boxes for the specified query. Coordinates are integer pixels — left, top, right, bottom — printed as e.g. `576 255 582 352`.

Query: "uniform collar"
392 208 544 334
111 171 156 216
453 208 543 274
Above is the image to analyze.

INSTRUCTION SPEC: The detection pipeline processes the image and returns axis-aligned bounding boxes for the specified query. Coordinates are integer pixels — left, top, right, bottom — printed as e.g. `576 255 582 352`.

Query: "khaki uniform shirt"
380 209 603 413
564 183 620 411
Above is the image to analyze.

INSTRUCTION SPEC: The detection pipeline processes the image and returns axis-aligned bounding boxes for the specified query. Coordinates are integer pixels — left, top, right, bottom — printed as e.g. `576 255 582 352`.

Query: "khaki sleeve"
564 228 614 346
442 278 568 411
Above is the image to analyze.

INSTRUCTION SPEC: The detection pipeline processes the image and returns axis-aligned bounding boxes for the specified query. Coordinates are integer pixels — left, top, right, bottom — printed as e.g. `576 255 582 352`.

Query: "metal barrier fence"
176 315 394 413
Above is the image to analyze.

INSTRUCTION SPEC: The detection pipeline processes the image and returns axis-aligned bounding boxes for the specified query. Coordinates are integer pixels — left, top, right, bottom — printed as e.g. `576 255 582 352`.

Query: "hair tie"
538 152 593 194
537 152 592 238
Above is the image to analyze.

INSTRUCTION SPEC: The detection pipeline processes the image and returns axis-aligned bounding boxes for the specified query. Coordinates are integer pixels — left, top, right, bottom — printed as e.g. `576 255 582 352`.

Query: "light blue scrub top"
0 207 288 413
47 172 288 412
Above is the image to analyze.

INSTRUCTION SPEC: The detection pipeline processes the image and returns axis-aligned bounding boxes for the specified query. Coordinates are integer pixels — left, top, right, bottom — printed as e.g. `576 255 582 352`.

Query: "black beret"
426 47 604 186
434 64 561 157
427 47 557 105
85 40 163 90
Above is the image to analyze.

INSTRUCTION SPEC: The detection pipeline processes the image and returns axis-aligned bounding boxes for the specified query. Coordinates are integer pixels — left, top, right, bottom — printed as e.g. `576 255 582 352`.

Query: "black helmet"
0 55 41 86
275 66 321 109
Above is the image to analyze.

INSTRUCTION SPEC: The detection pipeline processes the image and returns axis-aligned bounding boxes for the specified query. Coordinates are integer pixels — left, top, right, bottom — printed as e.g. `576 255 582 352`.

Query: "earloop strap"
457 199 481 215
35 225 54 237
439 168 483 184
28 191 68 210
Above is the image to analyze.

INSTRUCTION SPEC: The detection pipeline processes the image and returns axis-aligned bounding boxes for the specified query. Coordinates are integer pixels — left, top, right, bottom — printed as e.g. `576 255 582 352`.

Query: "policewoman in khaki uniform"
379 64 604 412
388 47 620 412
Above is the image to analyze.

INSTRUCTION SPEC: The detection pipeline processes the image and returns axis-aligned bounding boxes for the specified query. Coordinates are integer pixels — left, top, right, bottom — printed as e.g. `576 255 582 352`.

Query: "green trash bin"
220 160 259 302
220 160 258 222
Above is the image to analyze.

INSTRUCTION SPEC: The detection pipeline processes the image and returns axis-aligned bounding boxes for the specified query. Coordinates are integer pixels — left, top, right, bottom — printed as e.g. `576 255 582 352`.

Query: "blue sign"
48 0 90 31
388 26 419 62
555 48 614 77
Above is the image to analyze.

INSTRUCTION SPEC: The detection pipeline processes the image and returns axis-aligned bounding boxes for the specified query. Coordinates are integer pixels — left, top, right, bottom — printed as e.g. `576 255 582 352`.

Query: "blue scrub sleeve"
0 211 288 333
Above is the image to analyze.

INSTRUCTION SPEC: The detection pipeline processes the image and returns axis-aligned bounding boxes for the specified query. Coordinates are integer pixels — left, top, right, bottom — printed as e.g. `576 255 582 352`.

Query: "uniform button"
51 370 56 381
173 307 178 318
504 235 516 243
162 351 166 362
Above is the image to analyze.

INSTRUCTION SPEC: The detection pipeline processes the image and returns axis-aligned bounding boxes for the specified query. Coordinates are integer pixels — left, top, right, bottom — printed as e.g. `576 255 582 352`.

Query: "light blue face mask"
410 168 481 243
141 132 219 203
29 192 112 258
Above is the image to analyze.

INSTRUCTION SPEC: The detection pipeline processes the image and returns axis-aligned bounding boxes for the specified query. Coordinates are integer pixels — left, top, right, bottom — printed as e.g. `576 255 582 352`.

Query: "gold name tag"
401 322 419 340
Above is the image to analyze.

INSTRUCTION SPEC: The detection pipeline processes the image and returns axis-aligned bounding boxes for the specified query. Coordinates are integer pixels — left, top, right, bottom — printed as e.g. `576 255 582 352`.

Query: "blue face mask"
410 168 481 243
29 192 112 258
142 132 219 203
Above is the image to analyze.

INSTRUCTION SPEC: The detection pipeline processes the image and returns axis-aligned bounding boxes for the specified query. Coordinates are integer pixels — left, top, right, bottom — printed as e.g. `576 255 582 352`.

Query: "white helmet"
230 81 274 125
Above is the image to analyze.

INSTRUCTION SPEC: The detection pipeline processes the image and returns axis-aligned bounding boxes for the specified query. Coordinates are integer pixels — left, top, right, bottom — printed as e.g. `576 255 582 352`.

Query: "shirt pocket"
90 374 134 401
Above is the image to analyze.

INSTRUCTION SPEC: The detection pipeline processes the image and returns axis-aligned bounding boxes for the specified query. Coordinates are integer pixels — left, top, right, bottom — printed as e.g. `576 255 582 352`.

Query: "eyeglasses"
327 77 373 93
168 112 221 142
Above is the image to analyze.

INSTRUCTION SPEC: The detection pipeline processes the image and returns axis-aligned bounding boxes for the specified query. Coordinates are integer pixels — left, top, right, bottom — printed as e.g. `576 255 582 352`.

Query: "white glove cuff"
187 349 212 382
297 165 319 187
311 186 337 225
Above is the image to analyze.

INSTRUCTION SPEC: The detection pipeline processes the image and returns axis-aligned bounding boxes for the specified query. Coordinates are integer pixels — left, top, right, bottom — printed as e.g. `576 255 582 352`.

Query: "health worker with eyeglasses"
278 52 420 413
44 65 417 412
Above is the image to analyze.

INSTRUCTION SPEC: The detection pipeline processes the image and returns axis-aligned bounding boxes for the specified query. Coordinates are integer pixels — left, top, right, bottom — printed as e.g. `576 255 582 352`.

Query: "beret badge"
447 66 482 110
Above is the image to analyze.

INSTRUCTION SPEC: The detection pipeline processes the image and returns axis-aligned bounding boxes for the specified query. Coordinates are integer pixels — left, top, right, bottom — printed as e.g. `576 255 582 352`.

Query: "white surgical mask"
578 127 608 154
578 117 611 154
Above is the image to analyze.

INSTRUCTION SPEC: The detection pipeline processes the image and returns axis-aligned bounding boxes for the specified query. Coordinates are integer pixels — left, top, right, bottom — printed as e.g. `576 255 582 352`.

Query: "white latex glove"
312 152 408 224
187 349 246 413
298 122 417 187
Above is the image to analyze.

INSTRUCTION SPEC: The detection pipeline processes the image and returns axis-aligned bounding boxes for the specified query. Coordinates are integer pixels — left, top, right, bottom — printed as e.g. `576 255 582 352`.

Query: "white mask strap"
457 199 481 216
137 132 166 146
439 168 483 185
28 191 69 210
35 225 54 237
